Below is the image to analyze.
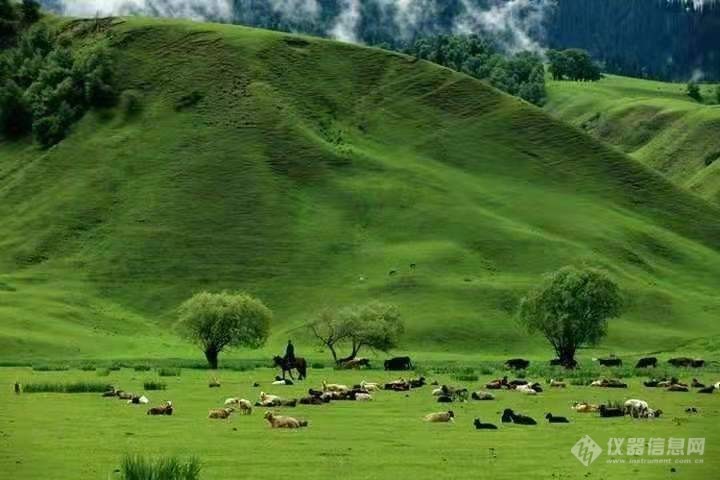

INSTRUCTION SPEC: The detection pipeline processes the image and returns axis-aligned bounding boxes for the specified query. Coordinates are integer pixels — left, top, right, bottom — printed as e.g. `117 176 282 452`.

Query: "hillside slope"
545 75 720 204
1 18 720 361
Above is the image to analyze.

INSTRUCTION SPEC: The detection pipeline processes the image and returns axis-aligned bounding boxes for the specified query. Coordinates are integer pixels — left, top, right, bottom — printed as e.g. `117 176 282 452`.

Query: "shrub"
452 373 479 382
687 81 702 102
120 89 142 116
143 381 167 391
311 362 325 369
32 364 69 372
22 381 111 393
120 454 201 480
158 368 181 377
174 90 203 111
134 364 152 372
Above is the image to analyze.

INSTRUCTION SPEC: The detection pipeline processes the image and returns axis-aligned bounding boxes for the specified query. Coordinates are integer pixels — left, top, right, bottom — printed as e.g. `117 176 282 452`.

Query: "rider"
284 340 295 366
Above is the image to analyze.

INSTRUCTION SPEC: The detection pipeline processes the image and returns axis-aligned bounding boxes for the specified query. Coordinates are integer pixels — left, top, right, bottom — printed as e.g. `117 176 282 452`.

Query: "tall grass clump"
120 454 201 480
158 368 181 377
22 382 111 393
143 381 167 391
134 365 152 372
32 364 69 372
79 363 96 371
311 362 325 370
96 368 111 377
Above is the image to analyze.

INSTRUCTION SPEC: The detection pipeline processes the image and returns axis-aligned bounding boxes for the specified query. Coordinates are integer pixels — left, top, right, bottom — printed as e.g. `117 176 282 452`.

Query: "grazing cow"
502 409 536 425
384 356 413 371
623 399 649 418
264 411 307 429
549 379 566 388
355 393 373 401
590 378 627 388
208 407 234 419
437 395 453 403
685 407 699 414
545 413 569 423
384 379 411 391
667 357 695 368
635 357 658 368
473 418 498 430
299 396 324 405
117 391 134 400
471 391 494 401
597 357 622 367
128 395 150 405
259 392 281 405
505 358 530 370
599 405 623 418
667 384 689 392
692 359 705 368
147 401 173 416
697 385 716 394
208 378 221 388
340 358 370 369
508 379 528 387
424 411 454 423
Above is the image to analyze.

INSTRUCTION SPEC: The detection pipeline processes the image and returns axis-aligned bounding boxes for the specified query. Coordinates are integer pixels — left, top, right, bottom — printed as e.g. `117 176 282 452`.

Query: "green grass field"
1 18 720 363
545 75 720 204
1 367 718 479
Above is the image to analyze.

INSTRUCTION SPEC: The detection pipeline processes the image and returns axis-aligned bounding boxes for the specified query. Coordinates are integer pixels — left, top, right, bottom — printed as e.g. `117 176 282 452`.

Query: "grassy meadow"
545 75 720 204
2 366 719 479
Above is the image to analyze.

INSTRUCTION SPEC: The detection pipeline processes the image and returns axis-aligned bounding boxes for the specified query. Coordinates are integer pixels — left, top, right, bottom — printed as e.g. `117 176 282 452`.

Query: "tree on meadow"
686 81 702 102
309 301 403 364
178 291 272 369
518 266 622 368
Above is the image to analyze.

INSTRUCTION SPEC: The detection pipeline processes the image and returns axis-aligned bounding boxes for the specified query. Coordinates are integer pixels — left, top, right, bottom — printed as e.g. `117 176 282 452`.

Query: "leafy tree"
547 49 601 81
716 84 720 104
0 79 31 136
686 81 702 102
518 266 622 368
405 34 546 106
310 302 403 364
20 0 40 25
178 291 272 369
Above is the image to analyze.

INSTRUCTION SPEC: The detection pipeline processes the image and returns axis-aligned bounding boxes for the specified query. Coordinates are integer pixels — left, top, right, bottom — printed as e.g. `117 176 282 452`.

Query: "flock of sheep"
97 358 719 433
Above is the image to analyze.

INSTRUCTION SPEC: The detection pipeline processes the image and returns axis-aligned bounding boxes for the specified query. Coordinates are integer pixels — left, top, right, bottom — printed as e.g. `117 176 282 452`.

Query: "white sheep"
355 393 373 401
623 399 649 418
224 398 253 414
360 381 381 392
516 384 537 395
424 411 455 423
322 381 349 392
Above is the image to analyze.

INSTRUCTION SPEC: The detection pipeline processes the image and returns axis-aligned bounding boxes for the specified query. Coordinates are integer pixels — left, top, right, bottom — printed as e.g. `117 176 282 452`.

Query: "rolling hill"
545 75 720 204
1 18 720 363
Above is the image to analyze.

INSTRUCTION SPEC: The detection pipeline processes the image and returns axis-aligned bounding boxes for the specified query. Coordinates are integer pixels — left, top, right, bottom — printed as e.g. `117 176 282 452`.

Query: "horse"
273 356 307 380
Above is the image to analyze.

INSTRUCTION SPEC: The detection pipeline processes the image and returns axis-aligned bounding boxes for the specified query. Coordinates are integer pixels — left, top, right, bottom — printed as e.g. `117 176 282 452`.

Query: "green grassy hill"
545 75 720 204
2 18 720 362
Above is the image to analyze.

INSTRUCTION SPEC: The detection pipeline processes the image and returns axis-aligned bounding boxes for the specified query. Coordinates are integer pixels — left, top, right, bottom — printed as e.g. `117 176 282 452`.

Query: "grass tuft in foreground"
157 368 181 377
21 381 111 393
120 455 201 480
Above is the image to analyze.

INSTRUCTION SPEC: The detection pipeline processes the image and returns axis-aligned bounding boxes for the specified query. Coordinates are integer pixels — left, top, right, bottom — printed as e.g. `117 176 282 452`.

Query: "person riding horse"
273 340 307 380
284 340 295 366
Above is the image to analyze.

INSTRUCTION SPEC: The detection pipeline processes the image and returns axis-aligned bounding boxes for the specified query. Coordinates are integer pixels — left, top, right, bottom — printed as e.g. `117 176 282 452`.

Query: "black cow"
505 358 530 370
598 357 622 367
599 405 623 417
473 418 498 430
668 357 694 367
384 356 413 371
635 357 657 368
